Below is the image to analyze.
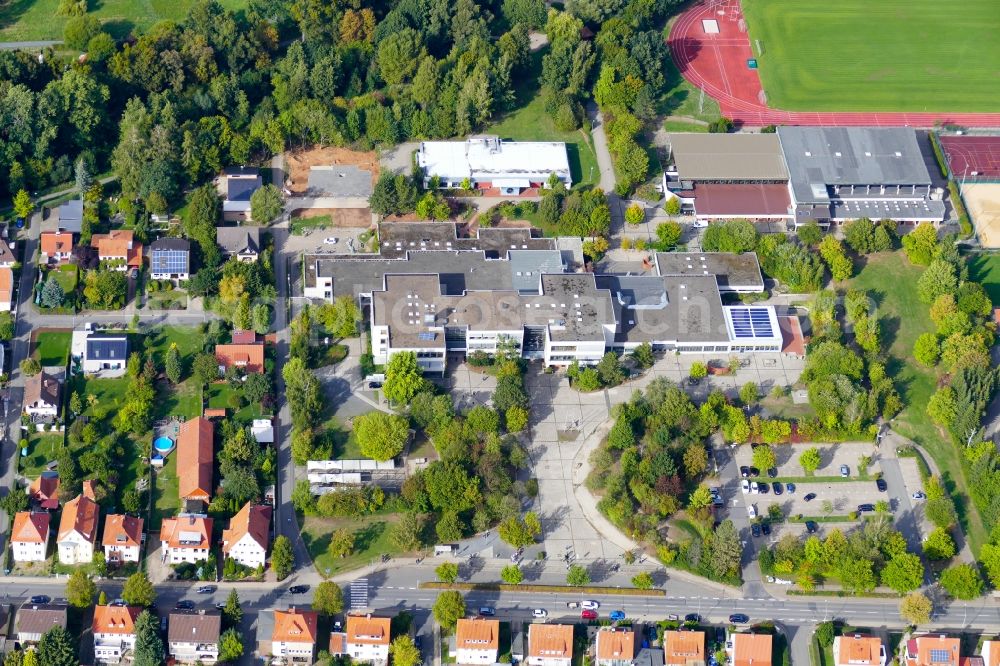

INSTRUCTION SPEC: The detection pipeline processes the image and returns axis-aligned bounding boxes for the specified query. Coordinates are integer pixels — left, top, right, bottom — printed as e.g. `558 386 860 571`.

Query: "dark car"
751 523 761 537
803 492 817 502
773 482 783 496
857 503 875 513
479 607 496 617
684 613 700 623
367 381 383 389
729 614 749 624
761 522 771 536
175 600 195 610
767 467 778 478
786 483 796 494
289 585 310 594
805 520 818 533
749 467 760 477
740 466 750 478
757 482 769 494
876 478 888 492
29 595 50 604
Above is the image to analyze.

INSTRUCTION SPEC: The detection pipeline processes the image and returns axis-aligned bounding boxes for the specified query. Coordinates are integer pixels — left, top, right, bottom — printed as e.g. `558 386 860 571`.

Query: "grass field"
301 514 417 578
0 0 249 42
33 330 71 367
742 0 1000 112
967 253 1000 304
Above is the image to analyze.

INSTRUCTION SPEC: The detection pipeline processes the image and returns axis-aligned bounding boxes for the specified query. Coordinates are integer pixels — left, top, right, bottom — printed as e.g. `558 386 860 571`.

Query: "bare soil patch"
286 146 379 194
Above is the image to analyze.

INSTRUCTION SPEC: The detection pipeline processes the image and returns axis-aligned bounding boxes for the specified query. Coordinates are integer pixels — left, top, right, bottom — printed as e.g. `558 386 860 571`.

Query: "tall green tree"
37 625 77 666
66 569 96 608
133 610 165 666
383 352 425 404
121 571 156 606
272 535 294 579
432 591 466 630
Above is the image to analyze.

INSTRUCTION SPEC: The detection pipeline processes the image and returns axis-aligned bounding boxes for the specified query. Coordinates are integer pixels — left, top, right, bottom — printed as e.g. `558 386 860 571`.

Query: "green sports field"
0 0 249 42
741 0 1000 112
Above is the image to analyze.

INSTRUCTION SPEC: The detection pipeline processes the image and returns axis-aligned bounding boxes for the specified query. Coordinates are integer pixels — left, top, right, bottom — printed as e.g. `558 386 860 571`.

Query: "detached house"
160 514 213 564
271 608 320 664
149 237 191 283
664 631 706 666
29 473 60 510
0 238 16 267
177 416 214 504
57 487 100 564
83 334 129 376
22 370 61 420
103 513 144 564
336 615 392 665
222 501 272 569
16 604 67 643
91 229 143 270
527 624 574 666
218 167 263 222
92 604 141 664
596 628 637 666
11 511 50 562
39 231 74 264
904 635 961 666
455 618 500 665
980 642 1000 666
0 266 13 311
56 200 83 233
215 343 265 375
217 226 262 262
729 633 773 666
834 635 885 666
168 610 222 664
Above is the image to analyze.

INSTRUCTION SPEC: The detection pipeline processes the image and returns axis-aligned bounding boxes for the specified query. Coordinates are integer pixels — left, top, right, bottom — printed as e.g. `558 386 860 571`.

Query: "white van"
747 504 757 518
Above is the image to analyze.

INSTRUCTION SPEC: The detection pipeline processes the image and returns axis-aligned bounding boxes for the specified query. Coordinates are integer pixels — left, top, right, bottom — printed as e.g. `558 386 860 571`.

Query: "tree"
354 412 409 462
631 571 654 590
436 562 459 584
506 405 529 433
164 344 182 384
329 528 355 558
432 591 466 630
752 445 776 472
20 358 41 377
312 581 345 616
880 553 924 594
192 353 220 386
902 223 938 265
41 277 65 309
133 610 165 666
391 635 422 666
625 203 645 225
940 563 983 600
913 333 941 367
319 296 360 338
796 221 823 246
596 352 624 386
0 486 29 518
923 528 956 560
383 352 425 404
739 382 759 407
701 219 758 253
631 342 654 370
63 14 101 49
12 189 33 220
899 592 933 625
0 312 14 340
390 512 425 551
223 589 242 627
818 235 854 281
250 183 283 224
844 218 876 254
815 622 835 648
917 259 959 304
501 564 524 584
498 513 541 548
709 520 742 580
37 625 76 666
799 447 822 475
566 564 590 586
272 535 294 579
689 362 707 379
664 197 681 216
655 221 682 250
122 571 156 606
219 628 244 662
66 569 96 608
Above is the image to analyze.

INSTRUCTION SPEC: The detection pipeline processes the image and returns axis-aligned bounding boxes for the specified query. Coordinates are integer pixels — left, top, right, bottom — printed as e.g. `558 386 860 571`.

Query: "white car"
912 491 927 501
750 481 759 494
581 600 600 610
747 504 757 518
323 237 339 244
741 480 750 493
532 609 548 618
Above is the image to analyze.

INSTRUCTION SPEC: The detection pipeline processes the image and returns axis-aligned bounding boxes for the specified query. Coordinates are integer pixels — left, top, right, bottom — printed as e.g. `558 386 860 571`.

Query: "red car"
581 610 598 620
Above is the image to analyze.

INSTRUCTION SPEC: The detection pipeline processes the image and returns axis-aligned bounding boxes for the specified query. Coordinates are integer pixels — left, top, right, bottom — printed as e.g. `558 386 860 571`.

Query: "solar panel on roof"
929 650 952 664
417 332 436 341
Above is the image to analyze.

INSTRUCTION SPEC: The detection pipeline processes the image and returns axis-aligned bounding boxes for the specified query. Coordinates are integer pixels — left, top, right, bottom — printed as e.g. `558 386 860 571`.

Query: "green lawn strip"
848 253 987 551
144 325 203 359
662 120 708 133
786 514 859 524
291 215 334 236
791 590 900 599
420 582 665 596
18 432 67 478
302 514 414 578
968 254 1000 305
155 378 203 421
151 455 180 532
33 331 72 366
741 0 1000 112
47 265 78 296
752 476 854 484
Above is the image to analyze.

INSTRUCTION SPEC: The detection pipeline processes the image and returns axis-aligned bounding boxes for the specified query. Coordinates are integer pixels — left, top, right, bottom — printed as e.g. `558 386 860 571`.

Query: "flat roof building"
418 136 571 195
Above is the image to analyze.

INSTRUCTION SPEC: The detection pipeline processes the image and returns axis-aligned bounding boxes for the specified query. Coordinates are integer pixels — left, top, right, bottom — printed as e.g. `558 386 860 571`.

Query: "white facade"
94 632 137 664
528 655 572 666
24 399 58 418
272 640 315 662
225 533 267 569
13 537 47 562
457 645 497 664
58 531 95 565
170 639 220 664
105 541 141 563
347 641 390 664
163 544 210 564
418 137 572 194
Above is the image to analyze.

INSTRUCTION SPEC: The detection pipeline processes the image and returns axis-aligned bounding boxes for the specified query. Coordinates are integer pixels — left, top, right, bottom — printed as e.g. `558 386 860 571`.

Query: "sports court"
961 184 1000 249
938 136 1000 181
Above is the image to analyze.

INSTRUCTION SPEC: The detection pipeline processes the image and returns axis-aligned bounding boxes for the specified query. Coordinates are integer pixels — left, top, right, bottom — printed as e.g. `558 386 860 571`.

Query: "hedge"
929 134 949 178
420 582 665 597
947 180 974 237
788 589 900 599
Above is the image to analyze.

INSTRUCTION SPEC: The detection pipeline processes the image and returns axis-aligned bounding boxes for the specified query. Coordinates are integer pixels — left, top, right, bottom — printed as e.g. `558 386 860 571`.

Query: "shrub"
625 204 645 225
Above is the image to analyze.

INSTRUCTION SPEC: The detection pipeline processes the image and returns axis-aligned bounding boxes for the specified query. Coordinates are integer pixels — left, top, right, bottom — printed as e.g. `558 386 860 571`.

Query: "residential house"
231 329 259 344
218 167 263 221
91 229 143 270
455 618 500 665
0 237 16 266
215 343 265 374
904 635 961 666
527 624 574 666
729 633 773 666
168 610 222 664
160 514 213 564
595 627 637 666
16 604 67 643
271 608 320 663
0 266 12 311
217 226 262 262
664 630 706 666
29 473 60 510
339 614 392 664
92 604 141 664
251 418 274 444
83 334 129 375
57 487 99 564
11 511 50 562
834 635 885 666
102 514 144 564
980 641 1000 666
149 238 191 282
39 231 74 264
178 416 214 503
222 501 272 569
56 200 83 233
22 370 61 420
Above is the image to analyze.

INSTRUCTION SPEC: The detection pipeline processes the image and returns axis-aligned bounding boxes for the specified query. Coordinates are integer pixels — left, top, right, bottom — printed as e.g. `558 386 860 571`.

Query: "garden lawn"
291 215 333 236
967 254 1000 304
485 50 599 190
0 0 250 41
51 264 78 294
847 252 987 549
151 455 180 531
207 382 263 424
742 0 1000 112
18 432 67 478
155 378 203 421
301 514 414 578
33 330 71 367
144 325 203 359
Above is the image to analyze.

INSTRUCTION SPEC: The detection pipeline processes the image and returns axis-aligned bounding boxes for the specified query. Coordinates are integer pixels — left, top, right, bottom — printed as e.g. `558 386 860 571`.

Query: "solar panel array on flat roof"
153 248 188 273
730 307 774 339
417 332 436 341
929 650 952 664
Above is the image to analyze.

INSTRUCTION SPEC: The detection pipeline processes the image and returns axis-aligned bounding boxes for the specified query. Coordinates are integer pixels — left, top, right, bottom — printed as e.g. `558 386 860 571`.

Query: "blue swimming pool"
153 436 174 453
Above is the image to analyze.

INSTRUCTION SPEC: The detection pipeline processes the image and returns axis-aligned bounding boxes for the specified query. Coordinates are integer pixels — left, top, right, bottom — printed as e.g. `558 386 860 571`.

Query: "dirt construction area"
286 146 379 194
961 183 1000 248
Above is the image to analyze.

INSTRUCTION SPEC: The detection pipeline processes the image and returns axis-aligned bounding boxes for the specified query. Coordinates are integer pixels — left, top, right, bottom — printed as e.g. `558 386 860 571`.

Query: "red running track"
667 0 1000 128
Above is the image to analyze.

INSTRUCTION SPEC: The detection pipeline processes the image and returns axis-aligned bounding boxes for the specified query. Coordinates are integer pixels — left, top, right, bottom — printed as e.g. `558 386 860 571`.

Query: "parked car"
747 504 757 518
609 611 626 622
581 600 600 610
804 493 817 502
757 482 769 494
729 614 749 624
684 613 700 623
532 609 548 618
773 482 783 496
912 491 927 500
805 520 818 533
581 610 598 620
761 522 771 536
740 466 750 478
749 467 760 477
741 480 750 493
751 523 761 537
567 602 579 609
367 381 382 389
840 464 850 477
876 478 888 492
767 468 778 478
324 237 339 244
288 585 310 594
786 483 796 494
196 586 215 594
857 503 875 513
479 607 496 617
175 600 195 610
750 481 759 494
29 595 50 604
215 603 226 610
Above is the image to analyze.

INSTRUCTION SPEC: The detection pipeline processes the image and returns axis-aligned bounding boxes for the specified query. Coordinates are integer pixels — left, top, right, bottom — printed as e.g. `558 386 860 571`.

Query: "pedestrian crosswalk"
350 577 369 610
